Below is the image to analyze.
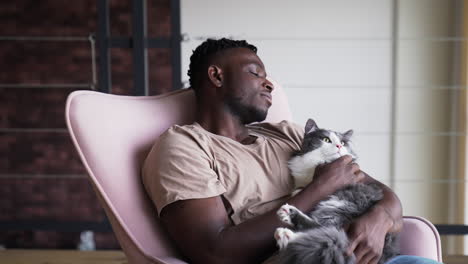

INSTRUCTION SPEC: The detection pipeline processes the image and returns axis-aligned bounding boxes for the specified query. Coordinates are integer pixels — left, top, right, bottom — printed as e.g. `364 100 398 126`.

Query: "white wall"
181 0 461 249
181 0 394 184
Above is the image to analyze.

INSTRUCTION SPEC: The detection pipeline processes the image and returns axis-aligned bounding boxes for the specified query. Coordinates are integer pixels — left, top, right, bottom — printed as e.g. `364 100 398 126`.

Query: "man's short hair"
187 38 257 92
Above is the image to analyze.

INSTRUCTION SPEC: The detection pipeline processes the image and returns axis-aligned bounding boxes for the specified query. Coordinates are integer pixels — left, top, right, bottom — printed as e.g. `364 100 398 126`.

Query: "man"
142 38 438 264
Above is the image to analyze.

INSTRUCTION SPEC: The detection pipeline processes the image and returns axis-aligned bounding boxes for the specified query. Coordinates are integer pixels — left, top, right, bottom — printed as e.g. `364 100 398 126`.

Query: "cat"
273 118 399 264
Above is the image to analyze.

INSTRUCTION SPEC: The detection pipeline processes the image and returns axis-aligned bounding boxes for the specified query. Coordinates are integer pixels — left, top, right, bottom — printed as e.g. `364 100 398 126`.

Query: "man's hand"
291 155 366 213
311 155 365 196
346 205 394 264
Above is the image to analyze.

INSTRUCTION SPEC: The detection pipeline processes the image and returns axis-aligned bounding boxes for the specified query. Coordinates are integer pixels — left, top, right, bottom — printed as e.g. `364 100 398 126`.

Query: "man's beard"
225 96 268 124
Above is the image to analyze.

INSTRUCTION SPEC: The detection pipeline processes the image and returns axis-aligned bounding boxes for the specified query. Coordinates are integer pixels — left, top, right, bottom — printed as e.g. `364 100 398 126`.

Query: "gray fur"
277 118 399 264
278 227 354 264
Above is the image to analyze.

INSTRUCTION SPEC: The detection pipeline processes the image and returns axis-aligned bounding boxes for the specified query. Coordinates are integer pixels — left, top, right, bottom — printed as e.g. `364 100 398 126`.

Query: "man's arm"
161 196 281 264
346 172 403 264
364 172 403 233
160 155 363 264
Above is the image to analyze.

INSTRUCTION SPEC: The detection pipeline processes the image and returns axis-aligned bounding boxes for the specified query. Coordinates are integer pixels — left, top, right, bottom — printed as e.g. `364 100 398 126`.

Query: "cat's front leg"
274 228 298 250
277 204 318 230
277 204 297 226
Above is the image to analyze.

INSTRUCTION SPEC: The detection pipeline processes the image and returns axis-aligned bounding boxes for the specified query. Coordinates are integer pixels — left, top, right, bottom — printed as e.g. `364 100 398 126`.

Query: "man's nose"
264 79 274 92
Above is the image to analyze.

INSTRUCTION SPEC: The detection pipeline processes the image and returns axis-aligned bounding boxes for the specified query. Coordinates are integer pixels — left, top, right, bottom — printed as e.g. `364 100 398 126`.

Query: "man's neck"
196 108 252 144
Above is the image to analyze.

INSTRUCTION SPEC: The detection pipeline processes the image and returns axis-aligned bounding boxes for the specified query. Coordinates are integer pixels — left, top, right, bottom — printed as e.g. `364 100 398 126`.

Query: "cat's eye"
341 141 345 145
322 137 331 143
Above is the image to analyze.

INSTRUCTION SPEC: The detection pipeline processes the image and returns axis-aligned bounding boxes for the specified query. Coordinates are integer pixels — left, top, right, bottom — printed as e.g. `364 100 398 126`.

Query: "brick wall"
0 0 173 249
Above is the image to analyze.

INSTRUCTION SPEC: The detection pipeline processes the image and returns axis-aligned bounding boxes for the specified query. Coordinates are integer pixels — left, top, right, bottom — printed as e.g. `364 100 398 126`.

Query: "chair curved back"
66 81 442 263
400 216 442 262
65 80 291 264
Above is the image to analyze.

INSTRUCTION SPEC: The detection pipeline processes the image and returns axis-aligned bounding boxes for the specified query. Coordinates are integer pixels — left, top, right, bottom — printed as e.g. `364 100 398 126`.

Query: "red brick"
110 48 174 95
148 0 171 37
0 0 173 250
149 48 172 95
0 41 94 85
0 88 79 129
0 177 105 222
110 48 134 95
0 1 97 36
107 0 171 37
109 0 131 36
0 132 86 174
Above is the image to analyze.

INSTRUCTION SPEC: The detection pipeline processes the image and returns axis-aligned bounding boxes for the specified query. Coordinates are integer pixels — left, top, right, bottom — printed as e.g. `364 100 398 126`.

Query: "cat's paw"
274 228 295 250
277 203 297 226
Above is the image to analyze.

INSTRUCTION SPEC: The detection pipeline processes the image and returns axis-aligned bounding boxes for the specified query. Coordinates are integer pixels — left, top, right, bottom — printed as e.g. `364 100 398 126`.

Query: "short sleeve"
142 126 227 215
279 120 305 149
250 120 304 152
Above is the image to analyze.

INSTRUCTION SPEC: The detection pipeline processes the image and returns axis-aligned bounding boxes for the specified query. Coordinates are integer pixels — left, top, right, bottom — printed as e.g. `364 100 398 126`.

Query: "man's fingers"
346 235 360 256
350 162 360 173
353 243 369 262
360 251 375 264
337 155 353 164
368 255 380 264
354 171 366 182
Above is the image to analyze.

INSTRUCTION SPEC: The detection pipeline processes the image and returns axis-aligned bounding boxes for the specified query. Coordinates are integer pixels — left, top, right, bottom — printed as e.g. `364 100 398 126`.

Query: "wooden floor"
1 249 467 264
0 250 128 264
443 255 468 264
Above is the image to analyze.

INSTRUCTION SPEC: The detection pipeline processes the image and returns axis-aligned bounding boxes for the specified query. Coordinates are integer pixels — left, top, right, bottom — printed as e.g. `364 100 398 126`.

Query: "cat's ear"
305 118 318 134
342 129 354 140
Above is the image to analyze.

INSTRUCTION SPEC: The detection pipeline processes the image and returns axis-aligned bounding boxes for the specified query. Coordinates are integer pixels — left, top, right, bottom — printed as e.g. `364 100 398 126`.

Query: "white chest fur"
288 150 339 189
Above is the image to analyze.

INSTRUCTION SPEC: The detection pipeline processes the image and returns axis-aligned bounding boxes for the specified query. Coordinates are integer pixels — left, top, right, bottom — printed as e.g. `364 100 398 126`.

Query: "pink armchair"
65 81 442 264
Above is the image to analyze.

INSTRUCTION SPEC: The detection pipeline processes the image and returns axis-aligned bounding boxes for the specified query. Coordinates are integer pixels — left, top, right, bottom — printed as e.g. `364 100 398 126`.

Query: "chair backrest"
65 80 292 264
400 216 443 262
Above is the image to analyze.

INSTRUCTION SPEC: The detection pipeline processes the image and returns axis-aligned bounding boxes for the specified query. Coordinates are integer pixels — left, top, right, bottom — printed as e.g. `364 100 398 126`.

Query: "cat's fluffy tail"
277 227 354 264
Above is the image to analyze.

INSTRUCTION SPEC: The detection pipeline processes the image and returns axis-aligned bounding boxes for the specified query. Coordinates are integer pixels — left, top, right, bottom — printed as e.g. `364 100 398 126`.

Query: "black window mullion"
97 0 111 93
132 0 149 96
170 0 182 91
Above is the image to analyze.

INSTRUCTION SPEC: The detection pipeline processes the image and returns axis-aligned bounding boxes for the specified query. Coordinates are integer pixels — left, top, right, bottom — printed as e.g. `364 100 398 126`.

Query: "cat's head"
298 118 357 160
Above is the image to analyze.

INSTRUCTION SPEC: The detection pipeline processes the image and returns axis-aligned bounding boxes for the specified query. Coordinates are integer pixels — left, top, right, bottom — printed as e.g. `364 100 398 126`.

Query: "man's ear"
207 65 223 87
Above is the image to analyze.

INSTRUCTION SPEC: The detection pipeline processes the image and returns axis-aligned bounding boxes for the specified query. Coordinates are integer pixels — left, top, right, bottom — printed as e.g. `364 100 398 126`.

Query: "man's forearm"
208 183 339 263
363 173 403 233
212 210 284 264
161 174 347 264
161 197 289 264
376 184 403 233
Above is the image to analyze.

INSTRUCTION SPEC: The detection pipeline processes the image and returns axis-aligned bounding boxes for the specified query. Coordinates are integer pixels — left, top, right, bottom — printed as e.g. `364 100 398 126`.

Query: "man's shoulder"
249 120 304 137
147 123 210 158
159 123 205 143
249 120 304 150
143 123 209 175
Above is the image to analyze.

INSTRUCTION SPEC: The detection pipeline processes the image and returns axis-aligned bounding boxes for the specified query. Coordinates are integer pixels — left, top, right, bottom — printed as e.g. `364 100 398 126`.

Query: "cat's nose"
336 144 342 149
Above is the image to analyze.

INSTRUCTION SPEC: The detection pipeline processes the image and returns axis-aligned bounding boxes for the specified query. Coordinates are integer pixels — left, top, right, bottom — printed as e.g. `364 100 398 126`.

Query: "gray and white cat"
274 118 399 264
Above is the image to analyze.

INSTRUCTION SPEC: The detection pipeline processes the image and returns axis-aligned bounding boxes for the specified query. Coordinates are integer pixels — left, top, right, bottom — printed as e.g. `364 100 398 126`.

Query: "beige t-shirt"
142 120 304 224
